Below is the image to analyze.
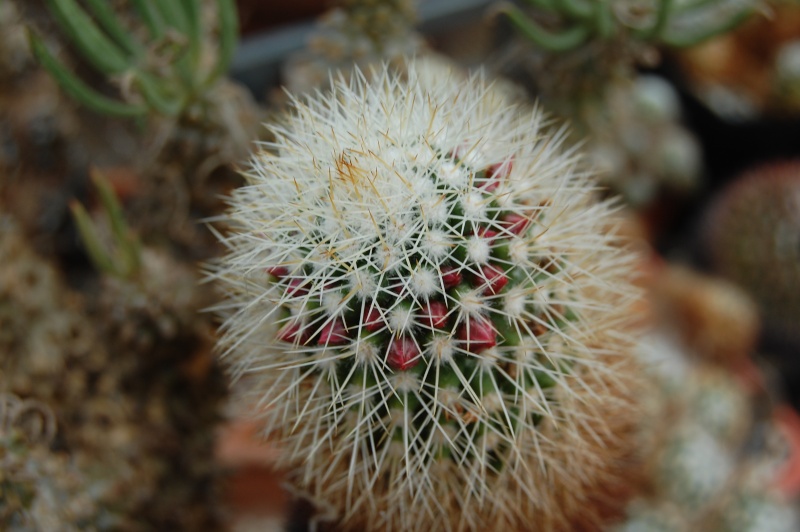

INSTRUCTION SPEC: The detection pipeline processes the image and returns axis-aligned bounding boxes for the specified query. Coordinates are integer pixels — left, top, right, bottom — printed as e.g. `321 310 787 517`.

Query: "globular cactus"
213 61 643 531
283 0 422 94
704 161 800 348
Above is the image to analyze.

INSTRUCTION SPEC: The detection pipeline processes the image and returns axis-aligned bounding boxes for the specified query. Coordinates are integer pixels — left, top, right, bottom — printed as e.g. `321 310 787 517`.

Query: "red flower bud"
458 318 497 353
286 277 309 296
476 264 508 295
318 318 349 345
480 158 512 192
477 226 498 240
277 321 308 344
488 158 513 179
362 303 384 332
266 266 288 278
502 213 531 236
440 266 462 289
387 336 421 371
420 301 449 329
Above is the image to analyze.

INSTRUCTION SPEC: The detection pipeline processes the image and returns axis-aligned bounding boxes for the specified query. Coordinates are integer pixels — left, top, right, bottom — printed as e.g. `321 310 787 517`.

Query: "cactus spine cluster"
214 61 642 531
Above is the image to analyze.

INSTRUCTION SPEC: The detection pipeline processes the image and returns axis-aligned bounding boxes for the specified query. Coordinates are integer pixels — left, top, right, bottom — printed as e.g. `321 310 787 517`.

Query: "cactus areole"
214 61 641 531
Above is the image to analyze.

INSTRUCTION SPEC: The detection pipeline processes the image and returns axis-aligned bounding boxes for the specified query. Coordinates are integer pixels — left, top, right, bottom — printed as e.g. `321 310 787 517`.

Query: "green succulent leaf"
70 170 142 279
153 1 190 33
130 0 164 39
82 0 142 56
46 0 131 74
499 3 589 51
70 200 119 276
28 31 146 117
559 0 592 19
180 0 202 69
91 169 142 276
134 72 185 116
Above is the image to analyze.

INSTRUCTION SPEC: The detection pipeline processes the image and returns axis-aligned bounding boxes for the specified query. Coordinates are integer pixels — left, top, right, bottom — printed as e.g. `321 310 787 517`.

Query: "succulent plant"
213 60 643 530
500 0 755 53
704 161 800 348
27 0 237 120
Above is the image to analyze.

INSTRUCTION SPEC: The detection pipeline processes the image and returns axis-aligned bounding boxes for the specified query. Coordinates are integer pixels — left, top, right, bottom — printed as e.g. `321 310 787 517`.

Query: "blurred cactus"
213 60 643 530
773 39 800 112
653 265 760 366
27 0 237 120
493 0 721 205
283 0 422 93
583 75 702 205
1 207 223 528
623 332 799 531
704 161 800 348
500 0 755 53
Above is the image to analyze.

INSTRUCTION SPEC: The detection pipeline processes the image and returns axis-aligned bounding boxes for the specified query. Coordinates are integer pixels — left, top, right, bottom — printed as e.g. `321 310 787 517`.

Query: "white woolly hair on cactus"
212 59 642 531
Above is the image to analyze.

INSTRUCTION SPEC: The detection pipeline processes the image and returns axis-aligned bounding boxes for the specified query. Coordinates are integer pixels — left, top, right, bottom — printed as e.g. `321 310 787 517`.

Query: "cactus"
213 61 643 530
704 161 800 348
283 0 422 94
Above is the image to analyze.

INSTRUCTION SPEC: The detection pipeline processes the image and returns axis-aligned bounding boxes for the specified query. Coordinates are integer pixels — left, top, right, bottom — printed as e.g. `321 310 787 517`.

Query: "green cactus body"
214 60 642 531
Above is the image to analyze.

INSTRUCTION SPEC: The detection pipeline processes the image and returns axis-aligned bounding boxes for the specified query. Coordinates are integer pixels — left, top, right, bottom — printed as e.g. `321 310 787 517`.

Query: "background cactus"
703 161 800 349
213 60 643 531
282 0 422 94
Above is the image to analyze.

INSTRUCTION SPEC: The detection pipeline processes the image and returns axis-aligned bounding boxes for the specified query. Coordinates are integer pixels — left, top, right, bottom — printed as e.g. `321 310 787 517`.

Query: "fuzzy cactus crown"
213 60 641 531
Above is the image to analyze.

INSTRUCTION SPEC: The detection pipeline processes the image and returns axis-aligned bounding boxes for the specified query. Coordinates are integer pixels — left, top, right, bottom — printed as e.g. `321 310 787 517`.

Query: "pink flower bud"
476 226 498 240
277 321 308 344
318 318 349 345
440 266 462 289
481 157 512 192
488 158 513 179
502 213 531 236
266 266 288 278
286 277 309 296
458 318 497 353
386 336 421 371
476 264 508 295
362 303 384 332
420 301 449 329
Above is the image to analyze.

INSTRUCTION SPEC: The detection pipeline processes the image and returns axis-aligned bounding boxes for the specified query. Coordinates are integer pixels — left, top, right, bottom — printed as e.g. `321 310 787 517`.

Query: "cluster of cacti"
213 60 644 530
704 161 800 347
618 332 799 532
283 0 422 94
495 1 712 204
0 221 124 529
0 393 97 529
499 0 754 98
1 201 223 528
